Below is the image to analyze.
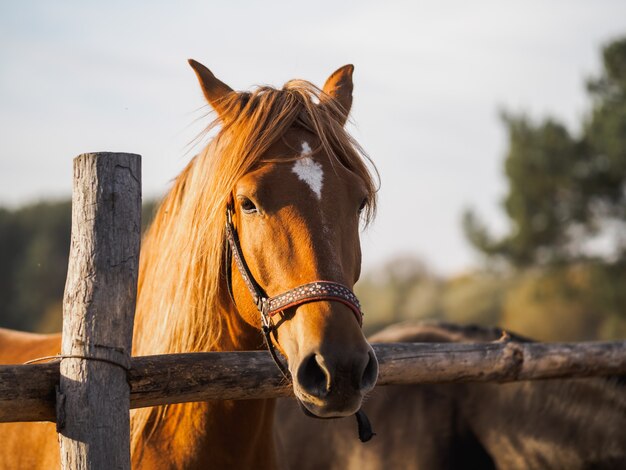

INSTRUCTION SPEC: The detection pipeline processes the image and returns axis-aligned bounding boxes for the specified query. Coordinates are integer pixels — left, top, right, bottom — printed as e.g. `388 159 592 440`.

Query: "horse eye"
239 197 258 214
358 198 367 214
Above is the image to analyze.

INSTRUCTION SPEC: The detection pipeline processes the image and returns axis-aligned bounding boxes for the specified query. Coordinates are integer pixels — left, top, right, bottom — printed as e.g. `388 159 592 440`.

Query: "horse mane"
130 79 378 452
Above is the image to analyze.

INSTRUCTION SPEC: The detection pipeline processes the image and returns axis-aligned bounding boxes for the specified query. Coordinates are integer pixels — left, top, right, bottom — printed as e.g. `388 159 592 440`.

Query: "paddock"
1 152 625 470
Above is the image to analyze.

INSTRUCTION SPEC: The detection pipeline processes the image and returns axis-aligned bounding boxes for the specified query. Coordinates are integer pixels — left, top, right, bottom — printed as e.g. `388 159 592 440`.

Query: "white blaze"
291 141 323 200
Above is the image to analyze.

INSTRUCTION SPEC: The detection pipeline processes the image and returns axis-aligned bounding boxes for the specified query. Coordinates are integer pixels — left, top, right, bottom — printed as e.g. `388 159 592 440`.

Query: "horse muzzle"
291 345 378 418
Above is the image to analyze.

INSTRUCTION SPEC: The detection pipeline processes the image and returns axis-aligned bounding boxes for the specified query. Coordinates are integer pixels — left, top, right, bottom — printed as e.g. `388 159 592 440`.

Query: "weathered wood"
58 153 141 470
1 339 624 423
0 363 58 422
372 340 626 383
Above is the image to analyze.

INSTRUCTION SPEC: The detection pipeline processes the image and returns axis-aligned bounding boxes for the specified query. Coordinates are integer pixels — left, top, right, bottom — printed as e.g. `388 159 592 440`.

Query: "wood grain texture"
58 153 141 470
1 339 624 423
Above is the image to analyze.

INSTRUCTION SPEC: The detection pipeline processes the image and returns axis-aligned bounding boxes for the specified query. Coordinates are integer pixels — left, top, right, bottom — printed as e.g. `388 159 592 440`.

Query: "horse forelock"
130 78 378 453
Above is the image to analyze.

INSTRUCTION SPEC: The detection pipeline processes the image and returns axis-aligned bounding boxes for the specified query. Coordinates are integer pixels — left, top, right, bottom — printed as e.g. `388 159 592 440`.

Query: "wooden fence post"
58 153 141 470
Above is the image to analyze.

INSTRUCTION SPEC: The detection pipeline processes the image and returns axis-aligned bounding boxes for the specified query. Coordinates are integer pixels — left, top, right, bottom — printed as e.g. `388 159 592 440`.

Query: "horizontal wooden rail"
1 339 625 423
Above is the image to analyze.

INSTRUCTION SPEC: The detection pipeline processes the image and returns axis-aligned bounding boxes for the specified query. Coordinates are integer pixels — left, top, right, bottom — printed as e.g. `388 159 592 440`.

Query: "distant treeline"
0 200 156 332
2 199 626 341
356 256 626 341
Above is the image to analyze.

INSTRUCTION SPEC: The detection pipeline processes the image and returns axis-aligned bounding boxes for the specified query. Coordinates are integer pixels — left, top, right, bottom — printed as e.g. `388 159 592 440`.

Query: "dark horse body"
276 322 626 470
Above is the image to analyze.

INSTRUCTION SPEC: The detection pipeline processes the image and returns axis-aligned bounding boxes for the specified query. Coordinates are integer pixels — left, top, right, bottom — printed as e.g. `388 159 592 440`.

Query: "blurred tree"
10 201 72 331
500 263 626 341
355 255 440 334
464 37 626 266
440 271 509 327
0 207 27 328
0 199 157 332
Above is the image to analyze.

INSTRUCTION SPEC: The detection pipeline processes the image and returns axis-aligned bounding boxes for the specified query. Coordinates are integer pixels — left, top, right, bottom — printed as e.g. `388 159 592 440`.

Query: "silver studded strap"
267 281 362 326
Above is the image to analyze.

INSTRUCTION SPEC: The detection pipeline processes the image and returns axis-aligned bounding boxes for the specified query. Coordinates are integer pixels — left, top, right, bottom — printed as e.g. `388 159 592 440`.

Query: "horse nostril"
297 353 330 398
360 351 378 392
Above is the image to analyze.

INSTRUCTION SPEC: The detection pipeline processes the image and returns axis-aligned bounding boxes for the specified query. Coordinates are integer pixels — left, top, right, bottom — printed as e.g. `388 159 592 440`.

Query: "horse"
0 60 380 469
276 321 626 470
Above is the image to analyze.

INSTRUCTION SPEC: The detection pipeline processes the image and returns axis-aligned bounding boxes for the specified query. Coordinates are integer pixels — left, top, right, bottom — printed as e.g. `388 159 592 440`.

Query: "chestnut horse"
276 322 626 470
0 61 379 469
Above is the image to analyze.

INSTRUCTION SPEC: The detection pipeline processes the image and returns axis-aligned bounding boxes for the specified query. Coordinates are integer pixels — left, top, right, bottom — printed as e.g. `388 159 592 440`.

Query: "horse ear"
188 59 235 115
321 64 354 125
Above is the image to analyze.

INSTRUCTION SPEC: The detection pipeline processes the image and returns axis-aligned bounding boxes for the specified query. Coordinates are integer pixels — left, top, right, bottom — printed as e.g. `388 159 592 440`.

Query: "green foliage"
500 262 626 341
584 38 626 224
465 37 626 266
0 201 71 331
357 256 626 342
355 255 441 334
344 39 626 341
458 36 626 341
356 257 509 336
0 199 157 332
439 271 508 327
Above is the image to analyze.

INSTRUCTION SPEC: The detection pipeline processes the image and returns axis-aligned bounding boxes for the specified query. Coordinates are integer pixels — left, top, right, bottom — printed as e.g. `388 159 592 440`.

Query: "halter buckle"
226 205 233 225
258 297 272 329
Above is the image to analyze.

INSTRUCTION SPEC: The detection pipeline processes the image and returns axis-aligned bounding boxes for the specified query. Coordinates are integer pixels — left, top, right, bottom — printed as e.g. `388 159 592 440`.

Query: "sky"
1 1 625 275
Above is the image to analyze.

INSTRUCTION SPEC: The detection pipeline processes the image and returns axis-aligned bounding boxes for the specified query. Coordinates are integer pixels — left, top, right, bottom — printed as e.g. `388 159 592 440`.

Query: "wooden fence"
1 152 625 469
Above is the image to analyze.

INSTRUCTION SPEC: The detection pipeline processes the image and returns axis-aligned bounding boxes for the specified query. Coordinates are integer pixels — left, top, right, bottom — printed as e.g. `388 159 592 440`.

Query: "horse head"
189 60 379 418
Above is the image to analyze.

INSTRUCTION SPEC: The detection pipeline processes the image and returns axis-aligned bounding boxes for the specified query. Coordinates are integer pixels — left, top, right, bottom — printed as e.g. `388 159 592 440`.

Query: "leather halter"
224 204 375 442
225 204 363 340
